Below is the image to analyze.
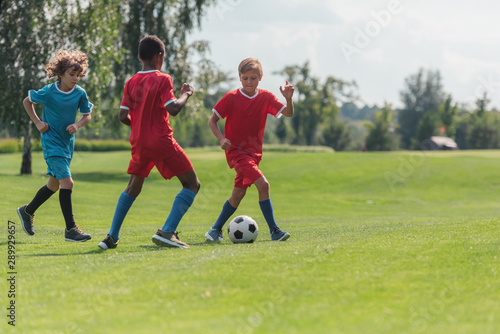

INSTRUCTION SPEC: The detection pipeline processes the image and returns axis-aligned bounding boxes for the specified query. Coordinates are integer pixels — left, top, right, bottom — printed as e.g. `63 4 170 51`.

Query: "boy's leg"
254 176 290 241
59 177 76 230
161 169 199 232
25 176 58 215
58 177 90 242
18 177 58 235
153 169 199 248
205 187 245 241
212 187 246 231
98 175 143 250
108 175 143 240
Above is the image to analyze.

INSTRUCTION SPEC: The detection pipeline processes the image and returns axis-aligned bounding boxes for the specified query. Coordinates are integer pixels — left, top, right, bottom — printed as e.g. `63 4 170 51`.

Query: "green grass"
1 149 499 333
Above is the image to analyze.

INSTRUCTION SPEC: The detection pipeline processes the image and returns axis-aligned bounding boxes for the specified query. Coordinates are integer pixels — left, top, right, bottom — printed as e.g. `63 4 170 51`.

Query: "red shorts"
127 143 193 179
232 155 263 189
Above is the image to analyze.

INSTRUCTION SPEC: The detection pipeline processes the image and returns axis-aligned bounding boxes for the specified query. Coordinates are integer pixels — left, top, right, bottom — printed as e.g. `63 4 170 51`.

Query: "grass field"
1 148 499 333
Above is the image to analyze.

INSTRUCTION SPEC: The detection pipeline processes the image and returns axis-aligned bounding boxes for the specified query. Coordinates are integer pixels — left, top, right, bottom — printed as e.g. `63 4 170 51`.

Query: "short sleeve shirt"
213 88 285 164
120 70 177 160
29 83 93 159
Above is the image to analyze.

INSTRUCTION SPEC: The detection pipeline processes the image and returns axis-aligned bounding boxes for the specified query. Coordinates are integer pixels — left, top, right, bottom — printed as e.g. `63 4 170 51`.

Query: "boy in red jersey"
205 58 294 242
98 35 200 250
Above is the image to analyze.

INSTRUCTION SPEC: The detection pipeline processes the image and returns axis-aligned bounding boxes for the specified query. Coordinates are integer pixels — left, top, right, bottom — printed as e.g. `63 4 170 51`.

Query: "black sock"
59 189 76 230
26 185 55 215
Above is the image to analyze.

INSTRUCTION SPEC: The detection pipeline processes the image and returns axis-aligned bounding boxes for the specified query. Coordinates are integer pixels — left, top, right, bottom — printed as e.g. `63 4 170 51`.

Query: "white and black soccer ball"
227 215 259 243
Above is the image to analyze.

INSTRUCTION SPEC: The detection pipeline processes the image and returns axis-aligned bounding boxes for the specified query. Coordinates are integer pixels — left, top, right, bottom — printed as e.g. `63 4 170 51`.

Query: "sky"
189 0 500 110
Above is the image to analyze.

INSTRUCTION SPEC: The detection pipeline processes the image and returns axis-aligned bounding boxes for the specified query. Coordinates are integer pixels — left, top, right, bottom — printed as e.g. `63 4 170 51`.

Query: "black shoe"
271 227 290 241
17 205 35 235
98 235 119 250
65 225 91 242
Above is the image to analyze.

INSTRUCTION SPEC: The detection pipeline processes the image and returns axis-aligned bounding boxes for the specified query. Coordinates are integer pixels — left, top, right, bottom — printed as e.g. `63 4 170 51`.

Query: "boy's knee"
59 178 74 190
187 178 200 195
125 185 142 198
257 179 270 192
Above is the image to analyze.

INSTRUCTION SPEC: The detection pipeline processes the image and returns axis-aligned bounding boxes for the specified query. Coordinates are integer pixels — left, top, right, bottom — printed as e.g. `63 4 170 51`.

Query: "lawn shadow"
23 252 71 257
71 171 131 183
22 248 109 257
138 245 183 251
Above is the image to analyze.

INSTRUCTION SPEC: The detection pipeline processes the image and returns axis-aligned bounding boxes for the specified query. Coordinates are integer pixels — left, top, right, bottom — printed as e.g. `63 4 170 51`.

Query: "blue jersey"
29 83 93 159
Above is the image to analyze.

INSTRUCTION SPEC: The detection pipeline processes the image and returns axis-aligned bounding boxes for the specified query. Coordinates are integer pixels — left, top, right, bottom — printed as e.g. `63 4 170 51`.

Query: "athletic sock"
26 185 55 215
59 189 76 230
109 191 136 241
212 200 237 231
161 188 196 232
259 199 278 232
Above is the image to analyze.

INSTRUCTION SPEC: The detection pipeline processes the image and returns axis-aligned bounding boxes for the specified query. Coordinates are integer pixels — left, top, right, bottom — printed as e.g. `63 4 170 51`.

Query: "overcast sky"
189 0 500 110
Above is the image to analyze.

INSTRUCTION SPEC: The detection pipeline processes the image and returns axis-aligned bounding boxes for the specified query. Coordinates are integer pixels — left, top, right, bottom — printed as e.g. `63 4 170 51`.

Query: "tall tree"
467 94 500 149
439 95 459 138
1 0 215 173
398 68 445 149
276 62 356 147
0 0 54 174
365 103 399 151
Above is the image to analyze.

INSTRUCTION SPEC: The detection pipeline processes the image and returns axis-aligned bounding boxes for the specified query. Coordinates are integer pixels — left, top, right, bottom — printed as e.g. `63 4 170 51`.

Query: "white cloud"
190 0 500 109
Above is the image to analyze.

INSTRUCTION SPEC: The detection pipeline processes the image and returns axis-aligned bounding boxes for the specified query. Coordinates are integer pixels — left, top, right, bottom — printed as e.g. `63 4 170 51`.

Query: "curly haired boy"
17 49 93 242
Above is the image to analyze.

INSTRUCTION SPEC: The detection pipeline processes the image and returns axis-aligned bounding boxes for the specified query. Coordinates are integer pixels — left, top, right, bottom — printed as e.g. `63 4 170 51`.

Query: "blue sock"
109 191 136 241
212 200 237 231
259 199 278 232
162 188 196 232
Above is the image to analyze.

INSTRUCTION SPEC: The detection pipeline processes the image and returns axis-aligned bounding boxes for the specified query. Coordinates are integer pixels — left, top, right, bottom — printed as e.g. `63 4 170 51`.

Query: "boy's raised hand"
279 81 294 100
181 83 194 97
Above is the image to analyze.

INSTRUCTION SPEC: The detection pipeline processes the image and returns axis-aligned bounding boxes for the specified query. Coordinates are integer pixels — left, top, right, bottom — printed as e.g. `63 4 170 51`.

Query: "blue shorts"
46 156 72 180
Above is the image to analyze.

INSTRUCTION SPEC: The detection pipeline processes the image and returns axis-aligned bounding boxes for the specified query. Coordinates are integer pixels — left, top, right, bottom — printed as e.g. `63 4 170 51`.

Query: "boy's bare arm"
166 83 194 116
279 81 295 117
209 113 231 150
119 108 131 126
67 113 91 135
23 97 49 133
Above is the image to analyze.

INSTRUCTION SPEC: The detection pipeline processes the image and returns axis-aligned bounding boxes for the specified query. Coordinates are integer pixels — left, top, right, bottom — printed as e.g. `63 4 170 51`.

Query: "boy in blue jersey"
17 50 93 242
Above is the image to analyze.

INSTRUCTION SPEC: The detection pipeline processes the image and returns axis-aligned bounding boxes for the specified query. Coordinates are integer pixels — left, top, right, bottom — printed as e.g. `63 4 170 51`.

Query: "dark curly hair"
45 50 89 82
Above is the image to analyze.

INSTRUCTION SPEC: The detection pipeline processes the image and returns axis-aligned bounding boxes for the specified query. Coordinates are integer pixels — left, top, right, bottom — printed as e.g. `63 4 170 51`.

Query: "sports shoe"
98 234 119 250
65 225 91 242
152 229 189 248
205 228 223 241
17 205 35 235
271 227 290 241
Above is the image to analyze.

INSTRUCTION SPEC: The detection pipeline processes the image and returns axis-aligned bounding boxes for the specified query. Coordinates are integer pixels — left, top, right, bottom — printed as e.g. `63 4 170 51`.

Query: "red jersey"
213 88 285 165
120 70 177 159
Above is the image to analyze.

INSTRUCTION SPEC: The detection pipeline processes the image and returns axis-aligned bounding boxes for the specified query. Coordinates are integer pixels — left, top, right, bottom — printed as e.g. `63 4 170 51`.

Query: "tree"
1 0 215 173
365 103 399 151
398 68 445 149
415 110 440 146
439 95 459 138
1 0 55 174
467 94 500 149
275 62 356 148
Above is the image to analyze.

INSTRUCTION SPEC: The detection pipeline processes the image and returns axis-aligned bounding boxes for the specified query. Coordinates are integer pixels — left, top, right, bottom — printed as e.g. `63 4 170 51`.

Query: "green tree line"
2 2 500 175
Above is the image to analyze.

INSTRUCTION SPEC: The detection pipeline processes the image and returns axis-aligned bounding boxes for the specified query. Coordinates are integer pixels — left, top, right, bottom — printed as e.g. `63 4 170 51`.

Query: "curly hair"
45 50 89 82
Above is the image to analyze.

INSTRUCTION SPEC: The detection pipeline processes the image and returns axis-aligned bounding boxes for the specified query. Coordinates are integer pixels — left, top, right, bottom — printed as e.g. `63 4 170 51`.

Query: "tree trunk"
20 121 32 175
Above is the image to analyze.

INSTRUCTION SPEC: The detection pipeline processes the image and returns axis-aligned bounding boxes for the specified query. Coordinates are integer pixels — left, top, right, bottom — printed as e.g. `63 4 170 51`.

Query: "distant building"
422 136 459 150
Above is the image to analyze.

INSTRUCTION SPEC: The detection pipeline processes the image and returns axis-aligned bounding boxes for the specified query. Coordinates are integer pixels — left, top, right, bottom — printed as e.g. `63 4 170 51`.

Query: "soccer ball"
227 215 259 243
